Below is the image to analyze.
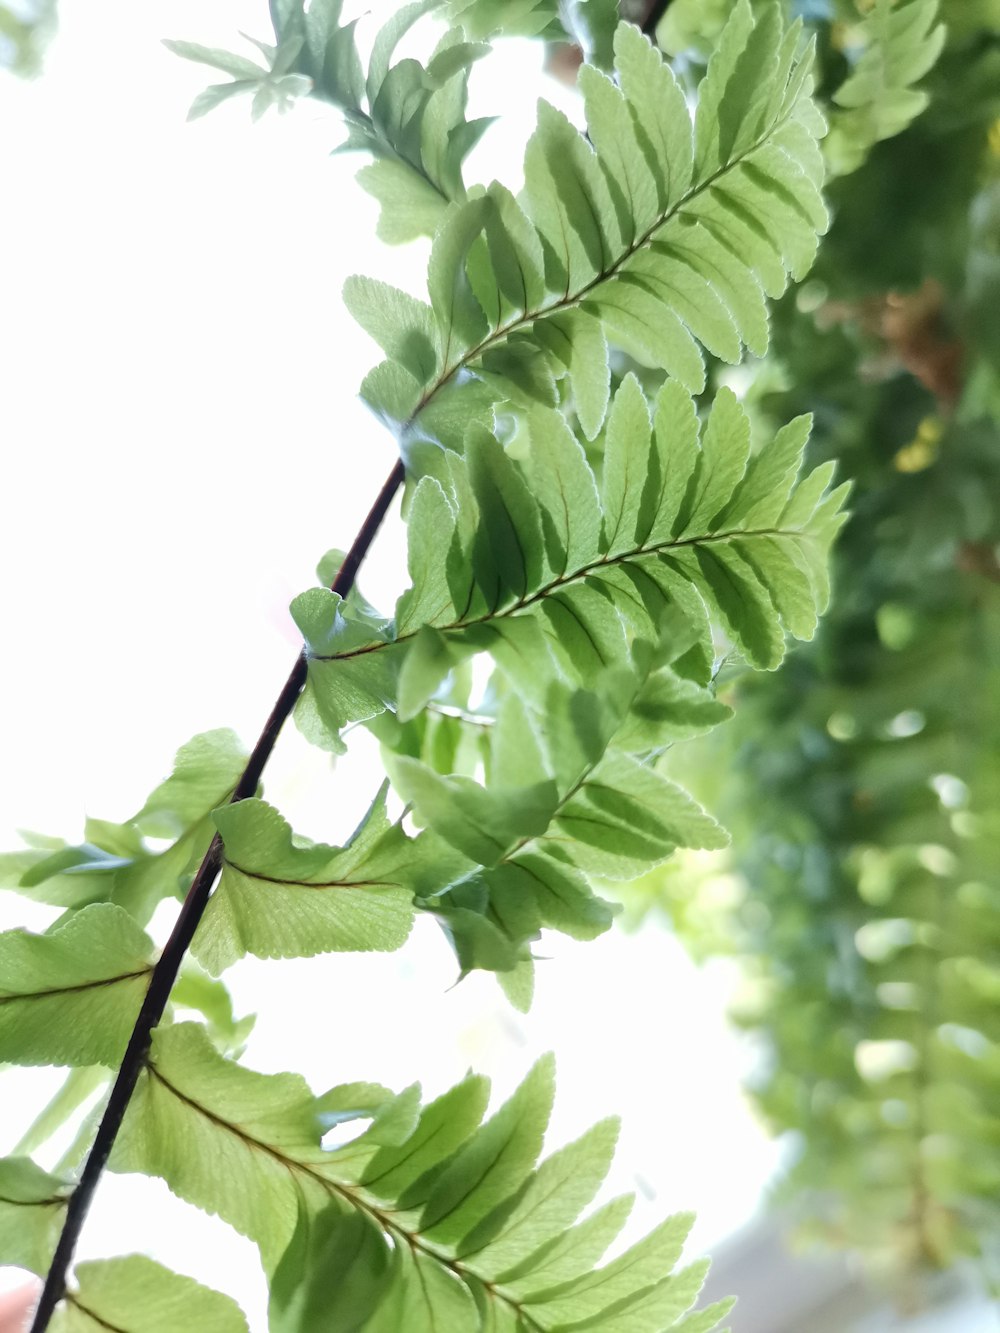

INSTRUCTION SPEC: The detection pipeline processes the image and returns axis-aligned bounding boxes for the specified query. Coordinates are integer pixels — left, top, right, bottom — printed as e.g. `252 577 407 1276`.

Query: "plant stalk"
641 0 674 35
29 457 406 1332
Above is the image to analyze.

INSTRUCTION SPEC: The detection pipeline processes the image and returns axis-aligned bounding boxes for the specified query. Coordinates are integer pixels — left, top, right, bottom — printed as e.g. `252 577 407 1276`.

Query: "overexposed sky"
0 4 780 1326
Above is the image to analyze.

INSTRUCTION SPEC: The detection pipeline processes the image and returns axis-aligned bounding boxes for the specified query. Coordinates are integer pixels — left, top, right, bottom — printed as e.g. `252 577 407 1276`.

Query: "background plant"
621 0 1000 1292
0 0 56 74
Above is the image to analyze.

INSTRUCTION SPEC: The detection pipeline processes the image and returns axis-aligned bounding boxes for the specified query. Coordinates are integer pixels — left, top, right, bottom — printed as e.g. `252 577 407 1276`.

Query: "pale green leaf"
613 23 692 211
556 752 728 879
828 0 945 175
673 1297 737 1332
550 1257 710 1331
269 1203 392 1333
170 966 255 1055
392 757 559 867
499 1193 634 1292
668 542 784 669
428 197 490 362
640 378 701 546
187 81 258 121
520 1210 694 1315
359 357 423 424
679 386 750 536
461 1118 619 1270
363 1244 479 1331
420 1054 554 1246
132 729 247 840
316 1082 421 1150
396 478 459 635
692 0 755 182
111 1023 318 1269
0 905 153 1067
716 412 811 529
532 310 609 441
362 1075 491 1203
162 39 266 80
484 183 546 316
526 407 602 578
580 63 658 245
523 100 612 295
355 159 449 243
583 278 705 391
601 373 653 557
467 426 545 608
52 1255 249 1333
489 691 548 790
734 533 818 640
342 277 439 385
396 624 467 722
0 1157 69 1276
366 0 437 104
195 792 414 973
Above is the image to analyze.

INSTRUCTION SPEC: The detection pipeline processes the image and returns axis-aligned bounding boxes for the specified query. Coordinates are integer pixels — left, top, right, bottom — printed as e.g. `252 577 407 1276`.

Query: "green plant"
622 0 1000 1287
0 1 846 1327
0 0 57 74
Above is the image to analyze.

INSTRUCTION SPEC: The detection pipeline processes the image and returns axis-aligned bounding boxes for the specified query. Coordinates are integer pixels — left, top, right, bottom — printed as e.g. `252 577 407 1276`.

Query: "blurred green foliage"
0 0 56 74
624 0 1000 1284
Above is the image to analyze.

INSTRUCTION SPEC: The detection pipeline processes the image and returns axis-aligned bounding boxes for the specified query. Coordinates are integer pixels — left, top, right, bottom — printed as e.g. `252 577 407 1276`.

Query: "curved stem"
29 457 405 1332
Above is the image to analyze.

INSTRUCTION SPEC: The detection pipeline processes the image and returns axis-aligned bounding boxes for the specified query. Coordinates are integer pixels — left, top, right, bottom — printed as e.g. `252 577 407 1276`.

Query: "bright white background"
0 4 780 1326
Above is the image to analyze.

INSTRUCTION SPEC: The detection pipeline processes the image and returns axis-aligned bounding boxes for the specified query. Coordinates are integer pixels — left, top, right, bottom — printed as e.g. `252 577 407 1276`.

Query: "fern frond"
50 1255 249 1332
193 610 733 980
191 783 442 974
168 1 493 242
825 0 946 176
299 377 844 742
208 378 847 980
108 1025 730 1332
0 729 246 922
0 905 153 1068
388 635 730 979
0 1157 71 1276
351 4 827 439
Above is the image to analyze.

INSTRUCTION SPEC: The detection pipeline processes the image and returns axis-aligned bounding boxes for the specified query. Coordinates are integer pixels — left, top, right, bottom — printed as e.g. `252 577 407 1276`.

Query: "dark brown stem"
29 457 406 1332
640 0 673 35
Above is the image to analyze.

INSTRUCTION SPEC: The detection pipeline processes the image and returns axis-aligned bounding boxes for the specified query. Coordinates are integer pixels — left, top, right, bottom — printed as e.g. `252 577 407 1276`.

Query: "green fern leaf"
342 277 441 384
460 1118 619 1275
515 1211 700 1323
553 749 728 880
302 376 843 752
391 761 560 867
50 1255 249 1332
171 1 491 241
386 635 728 970
112 1026 725 1331
0 729 246 920
674 1299 738 1332
0 1157 70 1275
826 0 946 176
445 0 561 41
353 4 827 431
282 373 848 973
111 1024 318 1269
0 905 153 1067
419 1054 555 1245
355 158 451 243
192 786 420 974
